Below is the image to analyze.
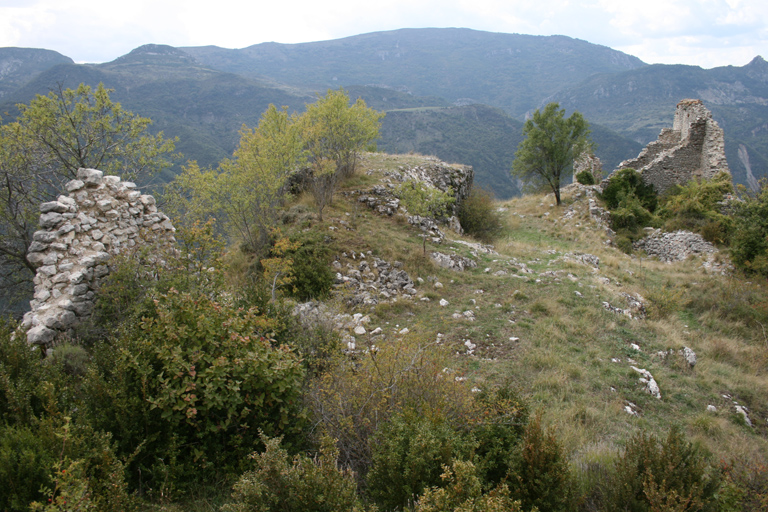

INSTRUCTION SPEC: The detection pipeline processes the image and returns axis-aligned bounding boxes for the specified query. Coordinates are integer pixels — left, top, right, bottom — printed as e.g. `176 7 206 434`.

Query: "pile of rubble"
633 229 716 262
333 253 418 306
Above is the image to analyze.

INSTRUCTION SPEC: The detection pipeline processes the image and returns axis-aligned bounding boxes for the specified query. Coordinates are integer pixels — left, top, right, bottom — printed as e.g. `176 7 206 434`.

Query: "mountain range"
1 28 766 197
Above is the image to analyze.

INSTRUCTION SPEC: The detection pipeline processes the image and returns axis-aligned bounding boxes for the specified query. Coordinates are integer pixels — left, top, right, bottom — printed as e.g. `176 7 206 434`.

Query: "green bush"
471 385 529 486
367 411 476 511
223 434 361 512
658 172 734 244
82 289 306 495
0 424 55 511
414 460 524 512
601 168 657 212
730 182 768 277
284 231 336 301
575 169 596 185
603 427 719 512
610 193 655 231
458 187 504 243
508 412 571 512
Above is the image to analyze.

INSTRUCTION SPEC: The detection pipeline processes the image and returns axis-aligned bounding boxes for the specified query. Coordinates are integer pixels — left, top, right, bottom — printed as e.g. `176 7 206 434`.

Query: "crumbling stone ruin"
355 158 474 219
574 151 603 183
615 99 731 193
20 168 176 347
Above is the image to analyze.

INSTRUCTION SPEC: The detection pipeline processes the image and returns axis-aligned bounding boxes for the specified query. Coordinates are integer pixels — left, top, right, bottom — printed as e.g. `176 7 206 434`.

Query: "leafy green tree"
0 83 175 310
302 89 383 220
511 102 591 205
168 104 305 252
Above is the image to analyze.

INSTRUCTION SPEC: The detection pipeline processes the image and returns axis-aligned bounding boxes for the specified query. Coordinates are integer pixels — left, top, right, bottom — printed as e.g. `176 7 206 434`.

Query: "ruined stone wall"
21 168 176 346
613 99 731 193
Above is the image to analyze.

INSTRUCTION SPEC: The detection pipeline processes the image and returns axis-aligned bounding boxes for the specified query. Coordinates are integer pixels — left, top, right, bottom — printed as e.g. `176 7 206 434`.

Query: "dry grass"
303 152 768 474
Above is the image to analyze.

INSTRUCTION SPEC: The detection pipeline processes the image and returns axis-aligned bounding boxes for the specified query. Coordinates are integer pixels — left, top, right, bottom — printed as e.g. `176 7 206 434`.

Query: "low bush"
309 334 475 480
730 182 768 277
601 168 657 212
602 427 719 512
224 434 361 512
657 172 734 245
458 187 504 243
82 289 306 495
367 411 476 510
575 170 596 185
283 230 336 301
508 412 571 512
414 460 525 512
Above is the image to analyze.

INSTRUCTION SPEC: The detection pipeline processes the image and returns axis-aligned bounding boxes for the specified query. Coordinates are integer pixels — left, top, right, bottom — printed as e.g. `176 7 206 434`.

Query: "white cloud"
0 0 764 67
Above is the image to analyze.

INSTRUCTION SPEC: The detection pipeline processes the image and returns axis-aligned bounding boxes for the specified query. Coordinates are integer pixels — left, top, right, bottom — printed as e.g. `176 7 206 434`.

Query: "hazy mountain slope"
0 47 73 101
0 45 315 179
181 28 646 118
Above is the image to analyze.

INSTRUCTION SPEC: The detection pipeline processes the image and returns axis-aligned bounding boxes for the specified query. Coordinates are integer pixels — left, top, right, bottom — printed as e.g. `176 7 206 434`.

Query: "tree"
301 88 383 220
0 83 175 311
168 104 305 253
511 102 591 206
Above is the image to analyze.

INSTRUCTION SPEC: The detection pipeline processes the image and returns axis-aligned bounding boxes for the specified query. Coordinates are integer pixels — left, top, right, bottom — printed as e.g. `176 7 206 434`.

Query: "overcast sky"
1 0 765 68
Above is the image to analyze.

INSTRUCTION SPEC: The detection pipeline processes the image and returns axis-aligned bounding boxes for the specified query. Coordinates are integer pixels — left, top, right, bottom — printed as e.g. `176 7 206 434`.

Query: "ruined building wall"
21 168 176 346
615 99 731 193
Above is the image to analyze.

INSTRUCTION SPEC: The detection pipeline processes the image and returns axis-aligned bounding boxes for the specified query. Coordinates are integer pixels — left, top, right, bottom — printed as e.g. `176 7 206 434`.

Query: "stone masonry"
20 168 176 347
615 99 731 193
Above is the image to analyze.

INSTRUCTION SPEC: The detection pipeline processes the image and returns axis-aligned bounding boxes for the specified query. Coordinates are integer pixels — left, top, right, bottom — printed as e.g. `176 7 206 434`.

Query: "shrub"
508 412 571 512
0 424 55 511
414 460 524 512
603 427 719 512
82 289 306 495
470 385 529 486
284 231 336 301
309 334 475 480
601 168 657 212
610 193 655 231
576 169 596 185
730 182 768 277
367 411 476 510
457 187 504 243
223 434 361 512
658 173 734 244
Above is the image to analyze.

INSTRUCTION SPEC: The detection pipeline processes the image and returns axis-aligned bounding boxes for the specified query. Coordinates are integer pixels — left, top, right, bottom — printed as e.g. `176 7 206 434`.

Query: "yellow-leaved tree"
168 104 305 253
302 89 384 220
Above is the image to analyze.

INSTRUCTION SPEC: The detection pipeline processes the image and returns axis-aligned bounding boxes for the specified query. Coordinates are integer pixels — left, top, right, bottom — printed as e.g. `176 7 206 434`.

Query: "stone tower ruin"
616 99 731 193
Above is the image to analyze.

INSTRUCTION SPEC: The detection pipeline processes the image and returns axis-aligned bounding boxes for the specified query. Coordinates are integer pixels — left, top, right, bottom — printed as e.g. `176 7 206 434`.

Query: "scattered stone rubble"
355 160 473 237
20 168 176 347
430 252 478 272
333 253 418 306
631 366 662 399
613 99 731 194
633 228 716 263
602 293 646 319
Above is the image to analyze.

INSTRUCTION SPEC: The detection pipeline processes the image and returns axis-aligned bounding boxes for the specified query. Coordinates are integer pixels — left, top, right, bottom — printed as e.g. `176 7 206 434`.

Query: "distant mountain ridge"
0 47 72 100
0 30 766 196
181 28 646 118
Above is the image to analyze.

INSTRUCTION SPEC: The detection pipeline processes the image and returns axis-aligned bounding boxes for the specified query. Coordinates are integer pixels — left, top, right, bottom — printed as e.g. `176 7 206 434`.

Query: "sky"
0 0 766 68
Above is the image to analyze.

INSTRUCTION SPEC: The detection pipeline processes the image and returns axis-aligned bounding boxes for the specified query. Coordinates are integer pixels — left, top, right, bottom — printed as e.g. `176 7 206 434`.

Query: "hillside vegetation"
4 149 768 511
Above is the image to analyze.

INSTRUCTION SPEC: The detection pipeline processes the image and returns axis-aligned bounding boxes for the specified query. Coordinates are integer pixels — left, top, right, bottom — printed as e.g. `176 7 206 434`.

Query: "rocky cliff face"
616 99 731 193
20 168 176 347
